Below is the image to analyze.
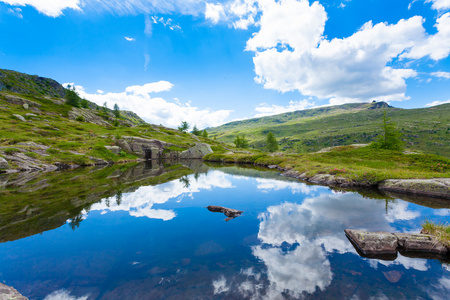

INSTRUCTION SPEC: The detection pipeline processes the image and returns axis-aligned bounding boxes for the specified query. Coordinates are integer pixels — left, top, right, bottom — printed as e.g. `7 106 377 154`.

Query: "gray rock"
378 178 450 198
105 145 121 155
394 232 448 254
16 142 49 150
0 156 8 169
12 114 26 122
345 229 398 256
0 283 28 300
23 103 29 110
25 113 37 117
345 229 448 258
4 94 41 108
68 107 110 126
179 143 213 159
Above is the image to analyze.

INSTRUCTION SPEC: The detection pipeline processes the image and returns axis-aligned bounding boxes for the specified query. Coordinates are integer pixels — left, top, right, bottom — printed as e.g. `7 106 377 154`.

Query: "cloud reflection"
87 171 233 221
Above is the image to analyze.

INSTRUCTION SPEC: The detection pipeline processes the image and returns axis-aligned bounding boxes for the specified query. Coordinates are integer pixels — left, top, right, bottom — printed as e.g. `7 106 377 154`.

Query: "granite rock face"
180 143 213 159
378 178 450 198
68 107 111 126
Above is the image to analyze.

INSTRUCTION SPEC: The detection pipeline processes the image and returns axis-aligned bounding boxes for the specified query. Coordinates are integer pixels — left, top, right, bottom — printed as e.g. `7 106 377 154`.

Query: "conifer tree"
266 131 279 152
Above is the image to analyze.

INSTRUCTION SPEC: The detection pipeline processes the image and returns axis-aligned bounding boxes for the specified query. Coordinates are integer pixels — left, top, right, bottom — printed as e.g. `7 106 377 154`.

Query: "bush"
76 116 85 122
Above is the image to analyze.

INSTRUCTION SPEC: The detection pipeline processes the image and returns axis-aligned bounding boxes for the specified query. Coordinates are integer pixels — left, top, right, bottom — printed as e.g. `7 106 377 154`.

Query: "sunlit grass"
422 221 450 247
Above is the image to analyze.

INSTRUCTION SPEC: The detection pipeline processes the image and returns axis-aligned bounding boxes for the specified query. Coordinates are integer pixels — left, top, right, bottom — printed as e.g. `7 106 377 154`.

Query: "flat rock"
105 145 121 155
394 232 448 254
344 229 398 256
378 178 450 198
0 283 28 300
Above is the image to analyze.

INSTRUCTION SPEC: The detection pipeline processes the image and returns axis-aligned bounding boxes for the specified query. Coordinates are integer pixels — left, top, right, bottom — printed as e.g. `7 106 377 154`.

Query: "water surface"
0 162 449 299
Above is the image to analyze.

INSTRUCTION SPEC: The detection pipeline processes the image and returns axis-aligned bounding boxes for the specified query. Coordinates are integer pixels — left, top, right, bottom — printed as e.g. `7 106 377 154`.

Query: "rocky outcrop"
0 283 28 300
378 178 450 199
180 143 213 159
345 229 448 260
12 114 26 122
68 107 111 126
0 156 8 169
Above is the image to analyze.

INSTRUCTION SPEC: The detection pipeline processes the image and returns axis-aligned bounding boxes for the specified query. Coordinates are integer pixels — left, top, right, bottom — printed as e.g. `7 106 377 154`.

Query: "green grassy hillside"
207 102 450 158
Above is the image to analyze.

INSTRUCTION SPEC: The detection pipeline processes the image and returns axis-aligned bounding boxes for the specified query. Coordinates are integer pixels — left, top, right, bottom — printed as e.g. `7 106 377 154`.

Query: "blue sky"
1 0 449 128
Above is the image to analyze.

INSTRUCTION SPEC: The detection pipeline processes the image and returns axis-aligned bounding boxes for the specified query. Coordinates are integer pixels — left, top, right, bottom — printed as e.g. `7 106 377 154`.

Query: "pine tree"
64 85 80 107
234 135 249 148
266 131 279 152
113 103 120 118
372 111 404 151
178 121 190 132
192 125 201 136
202 130 208 138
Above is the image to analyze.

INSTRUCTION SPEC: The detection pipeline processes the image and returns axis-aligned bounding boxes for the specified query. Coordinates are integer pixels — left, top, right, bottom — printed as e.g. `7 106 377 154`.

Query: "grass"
207 102 450 158
422 221 450 247
204 145 450 185
0 91 228 169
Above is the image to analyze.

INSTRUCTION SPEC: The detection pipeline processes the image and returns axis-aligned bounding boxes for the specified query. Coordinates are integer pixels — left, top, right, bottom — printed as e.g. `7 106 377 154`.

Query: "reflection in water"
1 164 449 299
86 171 233 221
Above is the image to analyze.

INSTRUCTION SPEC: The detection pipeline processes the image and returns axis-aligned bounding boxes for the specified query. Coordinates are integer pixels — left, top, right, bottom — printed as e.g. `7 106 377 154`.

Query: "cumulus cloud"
254 99 315 117
210 0 450 105
425 99 450 106
1 0 81 17
205 3 226 24
71 81 232 128
426 0 450 10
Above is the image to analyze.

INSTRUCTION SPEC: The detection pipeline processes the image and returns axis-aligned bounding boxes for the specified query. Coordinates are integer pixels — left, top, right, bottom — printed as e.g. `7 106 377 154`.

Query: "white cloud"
124 36 135 41
213 275 230 294
254 99 314 117
426 0 450 10
255 178 317 194
1 0 81 17
144 15 153 37
151 16 182 31
125 80 173 95
210 0 450 105
402 13 450 60
44 289 88 300
96 89 104 94
425 99 450 106
87 171 234 221
205 3 225 24
144 53 151 71
73 81 232 128
7 7 22 18
431 71 450 78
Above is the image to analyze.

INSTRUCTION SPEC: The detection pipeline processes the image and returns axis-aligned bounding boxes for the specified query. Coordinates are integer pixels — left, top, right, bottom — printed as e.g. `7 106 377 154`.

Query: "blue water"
1 165 449 299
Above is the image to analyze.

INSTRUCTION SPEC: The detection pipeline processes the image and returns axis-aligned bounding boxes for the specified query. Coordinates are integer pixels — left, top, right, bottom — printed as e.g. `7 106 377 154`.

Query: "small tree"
192 125 201 136
372 111 404 151
178 121 190 133
234 135 249 148
64 85 80 107
102 102 108 112
266 131 279 152
80 98 89 109
113 103 121 118
202 130 208 138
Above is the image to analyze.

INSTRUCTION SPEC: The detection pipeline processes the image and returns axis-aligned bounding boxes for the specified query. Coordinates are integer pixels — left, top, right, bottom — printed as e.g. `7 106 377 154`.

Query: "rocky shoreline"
204 160 450 199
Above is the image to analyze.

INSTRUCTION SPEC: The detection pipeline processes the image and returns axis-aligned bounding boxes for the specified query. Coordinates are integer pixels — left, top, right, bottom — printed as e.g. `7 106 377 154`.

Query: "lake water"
0 161 449 299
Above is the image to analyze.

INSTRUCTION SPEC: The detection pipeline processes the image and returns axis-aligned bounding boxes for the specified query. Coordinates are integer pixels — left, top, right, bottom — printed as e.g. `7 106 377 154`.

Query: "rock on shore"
378 178 450 199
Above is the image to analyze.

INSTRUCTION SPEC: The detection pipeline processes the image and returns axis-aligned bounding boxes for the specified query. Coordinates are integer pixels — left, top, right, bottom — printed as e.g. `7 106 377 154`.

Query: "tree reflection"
179 176 190 188
68 213 84 231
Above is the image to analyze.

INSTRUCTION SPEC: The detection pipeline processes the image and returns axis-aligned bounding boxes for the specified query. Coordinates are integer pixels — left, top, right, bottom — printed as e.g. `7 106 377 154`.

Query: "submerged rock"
0 283 28 300
207 205 243 222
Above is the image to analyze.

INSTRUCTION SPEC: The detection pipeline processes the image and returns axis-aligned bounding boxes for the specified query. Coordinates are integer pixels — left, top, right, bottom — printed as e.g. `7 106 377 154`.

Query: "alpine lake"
0 160 449 299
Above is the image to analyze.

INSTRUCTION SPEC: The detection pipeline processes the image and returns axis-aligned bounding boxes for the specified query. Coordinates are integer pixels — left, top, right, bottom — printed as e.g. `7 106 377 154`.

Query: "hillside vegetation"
207 102 450 158
0 70 227 171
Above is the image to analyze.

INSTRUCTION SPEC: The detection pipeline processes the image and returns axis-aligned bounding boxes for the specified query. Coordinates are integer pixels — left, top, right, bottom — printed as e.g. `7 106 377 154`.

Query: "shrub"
76 116 85 122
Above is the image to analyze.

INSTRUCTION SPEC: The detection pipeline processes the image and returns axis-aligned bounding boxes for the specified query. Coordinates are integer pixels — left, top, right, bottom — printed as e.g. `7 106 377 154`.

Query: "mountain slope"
207 102 450 158
0 70 227 172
